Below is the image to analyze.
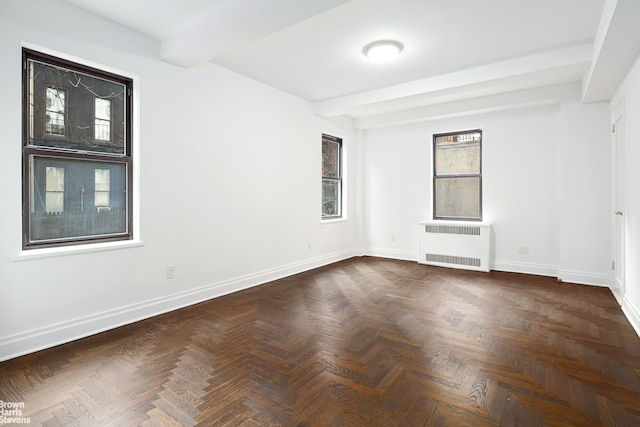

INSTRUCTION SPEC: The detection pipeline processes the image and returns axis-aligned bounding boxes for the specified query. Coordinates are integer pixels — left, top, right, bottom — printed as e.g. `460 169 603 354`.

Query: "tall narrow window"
322 134 342 219
23 48 133 248
45 87 65 136
95 98 111 141
45 166 65 213
433 129 482 221
94 168 111 210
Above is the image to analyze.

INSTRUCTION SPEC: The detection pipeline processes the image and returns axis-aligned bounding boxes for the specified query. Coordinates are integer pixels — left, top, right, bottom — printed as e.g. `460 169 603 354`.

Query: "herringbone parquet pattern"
1 257 639 426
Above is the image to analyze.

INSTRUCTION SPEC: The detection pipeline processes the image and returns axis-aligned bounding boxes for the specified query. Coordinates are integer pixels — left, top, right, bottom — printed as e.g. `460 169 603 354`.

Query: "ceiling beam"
161 0 350 68
582 0 640 102
314 44 593 118
353 83 581 129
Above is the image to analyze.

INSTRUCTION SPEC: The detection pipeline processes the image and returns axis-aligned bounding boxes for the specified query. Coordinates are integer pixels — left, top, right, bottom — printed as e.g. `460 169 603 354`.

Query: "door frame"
611 100 625 305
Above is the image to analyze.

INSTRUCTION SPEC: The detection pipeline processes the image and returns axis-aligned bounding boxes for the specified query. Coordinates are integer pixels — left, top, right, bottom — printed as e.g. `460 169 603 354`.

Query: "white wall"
362 88 611 285
0 0 356 361
612 53 640 335
558 101 612 284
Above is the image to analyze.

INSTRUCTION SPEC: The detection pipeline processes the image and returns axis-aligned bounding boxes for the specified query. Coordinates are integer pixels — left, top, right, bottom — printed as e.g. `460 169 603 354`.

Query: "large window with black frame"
321 134 343 219
22 48 133 248
433 129 482 221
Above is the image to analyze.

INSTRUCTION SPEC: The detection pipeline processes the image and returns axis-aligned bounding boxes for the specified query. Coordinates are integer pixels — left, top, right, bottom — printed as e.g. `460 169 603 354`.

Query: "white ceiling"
61 0 640 123
215 0 603 100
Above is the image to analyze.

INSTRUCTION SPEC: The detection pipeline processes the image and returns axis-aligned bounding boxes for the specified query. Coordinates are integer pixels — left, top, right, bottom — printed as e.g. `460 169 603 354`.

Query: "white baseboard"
611 287 624 306
0 249 357 362
622 296 640 339
494 261 611 288
363 247 418 262
368 252 609 287
492 259 558 278
557 269 611 287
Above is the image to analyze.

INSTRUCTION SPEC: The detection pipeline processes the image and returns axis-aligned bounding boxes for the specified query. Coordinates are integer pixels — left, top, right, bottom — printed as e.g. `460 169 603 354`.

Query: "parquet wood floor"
1 257 640 426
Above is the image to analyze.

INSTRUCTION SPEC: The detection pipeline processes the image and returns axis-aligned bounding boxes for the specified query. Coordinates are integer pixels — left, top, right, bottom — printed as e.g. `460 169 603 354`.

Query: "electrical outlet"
517 245 529 255
391 234 396 242
166 264 176 279
307 242 312 251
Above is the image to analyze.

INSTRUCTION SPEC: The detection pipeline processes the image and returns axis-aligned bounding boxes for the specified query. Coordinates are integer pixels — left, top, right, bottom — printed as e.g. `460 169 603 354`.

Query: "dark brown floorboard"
1 257 640 426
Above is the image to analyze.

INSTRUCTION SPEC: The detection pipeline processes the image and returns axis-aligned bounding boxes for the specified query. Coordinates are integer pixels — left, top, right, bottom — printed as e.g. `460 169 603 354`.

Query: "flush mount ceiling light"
363 40 404 62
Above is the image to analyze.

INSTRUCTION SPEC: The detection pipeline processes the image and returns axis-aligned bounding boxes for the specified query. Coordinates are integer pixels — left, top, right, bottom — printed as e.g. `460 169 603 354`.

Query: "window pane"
45 88 65 135
45 192 64 213
46 87 65 112
322 139 340 178
322 180 340 217
28 59 126 154
94 192 110 207
30 156 127 242
95 98 110 121
435 177 480 219
95 168 111 207
45 166 65 191
94 98 111 141
45 166 65 213
94 168 110 191
435 132 480 175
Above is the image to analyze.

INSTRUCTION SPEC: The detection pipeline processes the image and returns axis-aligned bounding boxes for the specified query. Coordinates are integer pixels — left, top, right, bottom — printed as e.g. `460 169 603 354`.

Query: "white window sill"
321 217 348 224
12 239 145 262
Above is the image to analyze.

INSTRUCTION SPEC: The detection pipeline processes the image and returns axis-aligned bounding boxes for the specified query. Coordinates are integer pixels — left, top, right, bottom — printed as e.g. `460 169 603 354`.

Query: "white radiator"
418 221 492 272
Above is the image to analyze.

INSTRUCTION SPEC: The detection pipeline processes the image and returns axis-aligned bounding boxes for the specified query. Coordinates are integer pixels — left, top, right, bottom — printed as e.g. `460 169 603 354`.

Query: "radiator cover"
418 221 492 272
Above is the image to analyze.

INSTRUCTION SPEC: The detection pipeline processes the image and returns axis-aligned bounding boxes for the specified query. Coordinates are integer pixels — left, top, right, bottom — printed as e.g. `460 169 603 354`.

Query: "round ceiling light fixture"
363 40 404 62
